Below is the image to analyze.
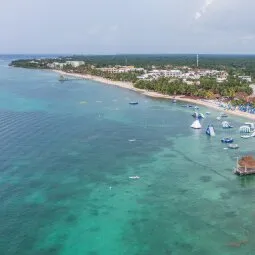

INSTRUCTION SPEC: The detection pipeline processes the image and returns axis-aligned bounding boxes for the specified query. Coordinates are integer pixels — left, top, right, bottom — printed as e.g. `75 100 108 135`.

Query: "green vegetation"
9 54 255 104
134 77 253 99
10 59 49 69
10 54 255 76
65 65 142 83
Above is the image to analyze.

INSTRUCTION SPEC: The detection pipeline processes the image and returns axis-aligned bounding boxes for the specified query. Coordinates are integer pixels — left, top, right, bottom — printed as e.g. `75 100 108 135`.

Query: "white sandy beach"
54 70 255 121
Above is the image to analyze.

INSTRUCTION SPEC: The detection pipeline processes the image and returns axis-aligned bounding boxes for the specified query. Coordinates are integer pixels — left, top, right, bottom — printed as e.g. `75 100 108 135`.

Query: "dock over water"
234 156 255 176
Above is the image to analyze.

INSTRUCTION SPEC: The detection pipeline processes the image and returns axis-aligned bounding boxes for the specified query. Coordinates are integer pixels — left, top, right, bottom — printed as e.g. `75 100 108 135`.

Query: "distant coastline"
54 70 255 120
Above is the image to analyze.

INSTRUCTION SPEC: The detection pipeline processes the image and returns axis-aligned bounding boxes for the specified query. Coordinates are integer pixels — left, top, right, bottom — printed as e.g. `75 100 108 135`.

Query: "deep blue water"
1 56 255 255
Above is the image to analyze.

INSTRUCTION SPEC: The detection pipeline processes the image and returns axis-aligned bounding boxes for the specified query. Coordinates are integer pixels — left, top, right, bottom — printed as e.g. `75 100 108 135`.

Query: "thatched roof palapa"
239 156 255 168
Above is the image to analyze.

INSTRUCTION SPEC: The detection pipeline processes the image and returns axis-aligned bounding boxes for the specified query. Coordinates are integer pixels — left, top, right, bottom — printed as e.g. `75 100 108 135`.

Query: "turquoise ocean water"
1 56 255 255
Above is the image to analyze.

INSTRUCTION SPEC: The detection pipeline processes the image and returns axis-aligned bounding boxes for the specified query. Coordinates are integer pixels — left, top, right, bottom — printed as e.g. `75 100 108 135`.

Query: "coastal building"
66 61 85 67
48 62 66 69
216 77 227 83
98 66 145 73
182 72 200 80
147 69 182 78
164 70 182 78
238 76 252 83
216 72 228 83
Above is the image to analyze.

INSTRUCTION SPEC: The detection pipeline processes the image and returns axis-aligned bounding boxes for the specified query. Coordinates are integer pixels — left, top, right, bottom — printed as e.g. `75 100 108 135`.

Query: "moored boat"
244 122 255 131
220 113 228 118
129 102 138 105
221 137 234 143
228 144 239 149
222 121 233 129
240 125 251 133
241 135 251 139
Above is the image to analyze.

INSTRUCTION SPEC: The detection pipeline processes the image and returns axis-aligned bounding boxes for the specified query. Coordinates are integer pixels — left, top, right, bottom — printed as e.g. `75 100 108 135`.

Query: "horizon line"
2 53 255 56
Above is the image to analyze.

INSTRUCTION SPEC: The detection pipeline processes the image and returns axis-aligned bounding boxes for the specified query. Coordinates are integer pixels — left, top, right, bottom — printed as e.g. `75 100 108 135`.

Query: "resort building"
47 62 66 69
238 76 252 83
66 61 85 67
98 66 145 73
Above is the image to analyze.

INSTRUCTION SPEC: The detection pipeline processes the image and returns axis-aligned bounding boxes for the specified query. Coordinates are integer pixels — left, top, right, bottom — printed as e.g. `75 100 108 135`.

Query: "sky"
0 0 254 54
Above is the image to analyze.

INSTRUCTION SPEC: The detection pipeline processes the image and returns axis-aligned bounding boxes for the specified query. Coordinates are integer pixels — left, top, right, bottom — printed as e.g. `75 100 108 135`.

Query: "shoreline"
54 70 255 121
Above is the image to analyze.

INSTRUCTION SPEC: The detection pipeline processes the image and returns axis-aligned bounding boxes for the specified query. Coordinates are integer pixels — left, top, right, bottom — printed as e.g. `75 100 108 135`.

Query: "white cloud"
195 0 216 20
195 12 202 20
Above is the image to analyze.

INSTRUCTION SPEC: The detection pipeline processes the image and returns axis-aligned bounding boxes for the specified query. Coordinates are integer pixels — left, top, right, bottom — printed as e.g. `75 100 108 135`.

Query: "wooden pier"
234 156 255 176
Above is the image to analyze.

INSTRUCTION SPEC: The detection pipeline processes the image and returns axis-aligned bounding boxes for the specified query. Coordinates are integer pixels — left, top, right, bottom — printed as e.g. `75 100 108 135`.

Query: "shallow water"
1 58 255 255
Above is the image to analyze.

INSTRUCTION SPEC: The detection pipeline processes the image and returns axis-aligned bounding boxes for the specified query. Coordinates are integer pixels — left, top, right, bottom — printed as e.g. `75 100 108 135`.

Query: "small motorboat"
194 106 199 110
220 113 228 118
216 117 221 121
172 99 177 103
129 102 138 105
188 105 194 108
206 112 210 115
199 113 205 119
221 137 234 143
222 121 233 129
129 176 140 179
228 144 239 149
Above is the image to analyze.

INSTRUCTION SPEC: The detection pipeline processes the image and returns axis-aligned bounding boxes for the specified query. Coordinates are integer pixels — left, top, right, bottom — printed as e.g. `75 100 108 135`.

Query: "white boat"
199 113 205 119
206 112 210 115
251 131 255 137
216 117 221 121
191 119 202 129
228 144 239 149
220 113 228 118
241 135 251 139
244 122 255 131
206 124 215 136
240 125 251 133
222 121 233 129
129 176 140 179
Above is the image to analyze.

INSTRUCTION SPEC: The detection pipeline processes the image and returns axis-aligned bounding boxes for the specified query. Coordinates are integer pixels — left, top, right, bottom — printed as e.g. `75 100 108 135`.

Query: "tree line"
134 77 253 100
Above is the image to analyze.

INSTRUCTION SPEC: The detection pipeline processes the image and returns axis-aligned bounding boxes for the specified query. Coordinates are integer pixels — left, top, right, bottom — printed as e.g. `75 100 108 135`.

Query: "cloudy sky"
0 0 254 54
